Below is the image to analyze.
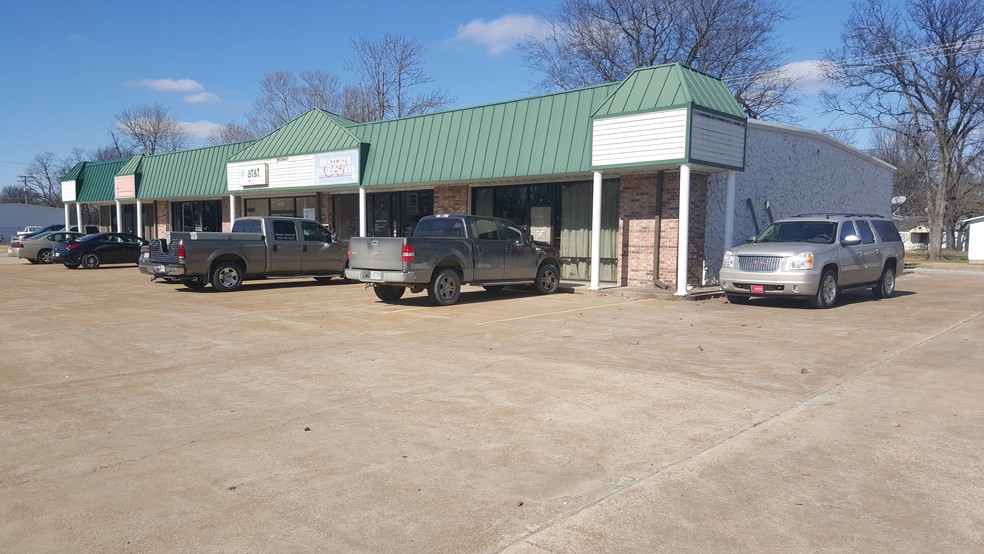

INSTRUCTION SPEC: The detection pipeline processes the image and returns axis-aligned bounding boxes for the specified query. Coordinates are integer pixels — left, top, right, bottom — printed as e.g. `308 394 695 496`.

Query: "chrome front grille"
737 255 783 272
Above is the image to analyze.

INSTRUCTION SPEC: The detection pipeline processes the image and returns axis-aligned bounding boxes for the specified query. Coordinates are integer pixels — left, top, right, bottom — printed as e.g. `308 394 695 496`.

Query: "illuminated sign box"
240 163 269 187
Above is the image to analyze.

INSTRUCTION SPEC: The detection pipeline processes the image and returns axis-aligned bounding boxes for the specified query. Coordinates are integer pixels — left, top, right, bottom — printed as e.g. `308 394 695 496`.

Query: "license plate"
53 252 61 257
6 248 11 254
370 271 383 280
750 284 764 294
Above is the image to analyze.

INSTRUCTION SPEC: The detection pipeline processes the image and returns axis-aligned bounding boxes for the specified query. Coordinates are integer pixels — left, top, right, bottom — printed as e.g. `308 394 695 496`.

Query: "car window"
233 219 262 233
856 220 876 244
871 219 902 242
302 222 332 242
499 222 525 244
473 218 499 240
757 221 836 243
839 221 857 241
272 221 297 241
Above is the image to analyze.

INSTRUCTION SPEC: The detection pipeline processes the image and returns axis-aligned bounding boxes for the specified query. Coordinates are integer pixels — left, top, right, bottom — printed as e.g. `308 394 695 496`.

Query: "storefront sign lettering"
315 150 359 185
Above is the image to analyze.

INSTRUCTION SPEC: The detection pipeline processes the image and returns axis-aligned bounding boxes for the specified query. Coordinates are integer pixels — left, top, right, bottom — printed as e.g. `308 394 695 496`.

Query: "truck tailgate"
347 237 407 271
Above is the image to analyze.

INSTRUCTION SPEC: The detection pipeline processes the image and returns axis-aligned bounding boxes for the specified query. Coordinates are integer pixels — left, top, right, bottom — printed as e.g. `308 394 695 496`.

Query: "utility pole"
17 175 28 204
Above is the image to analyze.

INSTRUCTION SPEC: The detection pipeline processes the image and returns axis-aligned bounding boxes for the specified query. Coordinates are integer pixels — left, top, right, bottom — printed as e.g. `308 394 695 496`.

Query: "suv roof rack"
792 213 886 219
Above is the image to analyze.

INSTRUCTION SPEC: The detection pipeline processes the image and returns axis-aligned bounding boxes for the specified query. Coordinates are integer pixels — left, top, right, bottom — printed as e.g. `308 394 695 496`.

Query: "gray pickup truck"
344 214 562 305
147 216 347 291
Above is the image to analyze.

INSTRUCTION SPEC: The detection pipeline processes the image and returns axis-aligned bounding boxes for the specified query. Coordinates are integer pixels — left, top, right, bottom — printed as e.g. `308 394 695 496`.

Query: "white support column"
675 164 692 297
64 204 70 230
136 200 143 238
116 201 123 232
724 171 737 251
229 195 237 224
76 203 83 231
358 186 367 237
589 170 603 291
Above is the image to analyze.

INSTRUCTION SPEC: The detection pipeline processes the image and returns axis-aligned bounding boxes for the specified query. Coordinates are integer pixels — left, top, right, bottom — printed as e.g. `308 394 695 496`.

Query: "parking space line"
477 298 651 325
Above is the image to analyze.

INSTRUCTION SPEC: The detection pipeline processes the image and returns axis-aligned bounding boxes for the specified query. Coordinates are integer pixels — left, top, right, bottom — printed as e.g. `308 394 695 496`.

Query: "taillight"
177 241 186 261
67 243 82 251
11 241 23 248
402 243 415 263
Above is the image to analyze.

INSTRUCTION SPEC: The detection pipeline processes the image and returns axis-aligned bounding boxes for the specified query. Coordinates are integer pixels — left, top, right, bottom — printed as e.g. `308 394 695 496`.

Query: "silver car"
719 214 905 308
7 231 85 264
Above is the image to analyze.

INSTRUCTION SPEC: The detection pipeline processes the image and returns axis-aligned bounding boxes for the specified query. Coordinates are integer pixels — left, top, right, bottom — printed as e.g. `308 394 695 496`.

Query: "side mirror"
841 235 862 247
526 234 535 246
745 235 757 243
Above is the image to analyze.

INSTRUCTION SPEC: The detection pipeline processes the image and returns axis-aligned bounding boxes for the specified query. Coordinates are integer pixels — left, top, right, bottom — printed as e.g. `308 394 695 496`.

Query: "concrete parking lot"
1 256 982 552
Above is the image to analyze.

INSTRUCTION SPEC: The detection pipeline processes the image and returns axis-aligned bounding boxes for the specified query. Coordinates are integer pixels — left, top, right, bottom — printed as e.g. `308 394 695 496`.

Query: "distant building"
0 204 65 243
965 216 984 263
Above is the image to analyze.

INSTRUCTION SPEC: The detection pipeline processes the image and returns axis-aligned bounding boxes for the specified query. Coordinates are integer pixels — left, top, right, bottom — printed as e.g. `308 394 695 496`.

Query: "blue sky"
0 0 861 190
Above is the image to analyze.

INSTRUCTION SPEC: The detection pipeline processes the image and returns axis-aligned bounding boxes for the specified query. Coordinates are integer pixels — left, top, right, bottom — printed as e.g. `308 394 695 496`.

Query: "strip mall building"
60 64 893 294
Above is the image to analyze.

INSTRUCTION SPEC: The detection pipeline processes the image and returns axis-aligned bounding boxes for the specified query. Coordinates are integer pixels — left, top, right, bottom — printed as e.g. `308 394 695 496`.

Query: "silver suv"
719 213 904 308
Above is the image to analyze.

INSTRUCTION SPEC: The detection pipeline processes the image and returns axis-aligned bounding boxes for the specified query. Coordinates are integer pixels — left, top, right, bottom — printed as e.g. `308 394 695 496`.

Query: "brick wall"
155 201 169 238
434 185 468 214
318 192 334 228
619 171 708 289
221 198 231 232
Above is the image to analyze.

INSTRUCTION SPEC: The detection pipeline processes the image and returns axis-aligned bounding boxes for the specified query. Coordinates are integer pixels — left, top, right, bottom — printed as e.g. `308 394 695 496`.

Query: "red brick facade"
619 171 708 289
318 192 334 229
434 185 468 215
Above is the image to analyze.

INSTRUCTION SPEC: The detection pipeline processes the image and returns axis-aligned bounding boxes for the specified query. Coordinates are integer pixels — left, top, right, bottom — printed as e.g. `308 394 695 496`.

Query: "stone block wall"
434 185 468 215
704 120 894 282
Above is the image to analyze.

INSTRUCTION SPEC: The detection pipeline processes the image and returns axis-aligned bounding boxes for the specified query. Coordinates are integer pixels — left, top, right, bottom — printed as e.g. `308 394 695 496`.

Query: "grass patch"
904 250 977 270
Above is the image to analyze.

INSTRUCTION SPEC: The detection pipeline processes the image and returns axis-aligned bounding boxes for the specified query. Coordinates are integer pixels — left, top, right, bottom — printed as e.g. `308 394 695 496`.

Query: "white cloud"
127 78 205 93
456 14 548 54
183 92 220 104
779 60 835 94
182 120 224 140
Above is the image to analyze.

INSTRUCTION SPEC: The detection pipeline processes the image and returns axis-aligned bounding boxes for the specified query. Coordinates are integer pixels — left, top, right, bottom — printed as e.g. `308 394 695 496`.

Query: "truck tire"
428 268 461 306
211 261 244 292
534 263 560 295
872 265 896 299
809 268 838 309
374 285 405 302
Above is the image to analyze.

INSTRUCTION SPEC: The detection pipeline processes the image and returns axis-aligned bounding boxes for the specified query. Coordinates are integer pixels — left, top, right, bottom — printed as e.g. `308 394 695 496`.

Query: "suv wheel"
810 268 838 309
872 265 896 299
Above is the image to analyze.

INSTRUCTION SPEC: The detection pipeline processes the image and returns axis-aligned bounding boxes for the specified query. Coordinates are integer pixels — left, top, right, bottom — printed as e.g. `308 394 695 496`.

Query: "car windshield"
755 221 837 244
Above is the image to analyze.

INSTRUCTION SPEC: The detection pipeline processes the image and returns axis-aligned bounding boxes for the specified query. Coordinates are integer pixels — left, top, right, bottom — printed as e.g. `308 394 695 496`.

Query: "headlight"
722 250 735 268
788 252 814 270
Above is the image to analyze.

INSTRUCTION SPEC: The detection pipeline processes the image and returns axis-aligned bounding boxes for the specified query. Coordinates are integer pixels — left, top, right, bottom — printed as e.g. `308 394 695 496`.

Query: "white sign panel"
239 163 269 187
315 150 359 185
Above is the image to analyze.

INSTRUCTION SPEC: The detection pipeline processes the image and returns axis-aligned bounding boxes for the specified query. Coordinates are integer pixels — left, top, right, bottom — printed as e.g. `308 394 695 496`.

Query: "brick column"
434 185 468 214
619 173 660 287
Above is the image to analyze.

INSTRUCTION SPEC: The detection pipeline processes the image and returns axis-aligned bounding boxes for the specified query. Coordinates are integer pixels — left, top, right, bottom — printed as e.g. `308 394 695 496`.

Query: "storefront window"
243 196 317 219
333 190 433 238
171 200 221 232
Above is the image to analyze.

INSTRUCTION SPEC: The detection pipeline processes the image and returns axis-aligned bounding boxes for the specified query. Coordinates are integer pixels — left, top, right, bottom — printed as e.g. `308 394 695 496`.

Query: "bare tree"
9 152 74 207
207 122 260 145
519 0 796 119
240 70 346 137
346 33 454 121
822 0 984 260
113 102 189 155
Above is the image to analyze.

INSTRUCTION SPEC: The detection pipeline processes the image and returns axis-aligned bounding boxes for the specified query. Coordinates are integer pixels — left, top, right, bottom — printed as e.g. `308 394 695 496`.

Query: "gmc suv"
719 213 904 308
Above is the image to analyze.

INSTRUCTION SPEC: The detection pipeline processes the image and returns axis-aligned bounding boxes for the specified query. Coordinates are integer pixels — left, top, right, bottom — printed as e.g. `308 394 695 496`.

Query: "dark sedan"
52 233 149 269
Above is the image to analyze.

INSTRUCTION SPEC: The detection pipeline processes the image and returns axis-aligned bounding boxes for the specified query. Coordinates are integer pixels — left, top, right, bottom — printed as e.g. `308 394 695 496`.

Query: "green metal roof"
61 162 85 182
117 154 143 176
352 82 620 185
228 109 362 163
593 63 745 120
136 140 255 200
75 158 131 203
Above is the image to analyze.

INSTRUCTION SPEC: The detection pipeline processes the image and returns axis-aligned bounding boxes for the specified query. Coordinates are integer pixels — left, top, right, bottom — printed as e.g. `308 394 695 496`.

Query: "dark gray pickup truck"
147 217 347 291
345 215 562 305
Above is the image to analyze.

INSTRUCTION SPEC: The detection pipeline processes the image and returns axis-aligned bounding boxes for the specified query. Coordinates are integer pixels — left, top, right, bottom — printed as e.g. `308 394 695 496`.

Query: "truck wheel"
428 268 461 306
534 263 560 295
182 277 208 290
211 262 244 292
809 268 838 309
872 265 896 299
374 285 405 302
